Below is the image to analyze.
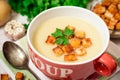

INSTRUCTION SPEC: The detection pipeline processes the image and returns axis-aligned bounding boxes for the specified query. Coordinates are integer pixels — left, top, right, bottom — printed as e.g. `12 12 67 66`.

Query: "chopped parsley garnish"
64 27 74 37
55 36 69 45
52 28 63 38
52 26 74 45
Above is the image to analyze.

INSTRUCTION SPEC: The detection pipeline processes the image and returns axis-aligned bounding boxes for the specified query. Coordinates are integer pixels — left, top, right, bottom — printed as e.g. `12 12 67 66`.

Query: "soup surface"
32 16 103 63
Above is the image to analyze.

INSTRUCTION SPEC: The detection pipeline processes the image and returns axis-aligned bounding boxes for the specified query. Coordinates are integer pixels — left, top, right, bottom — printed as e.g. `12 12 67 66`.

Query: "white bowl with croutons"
27 6 117 79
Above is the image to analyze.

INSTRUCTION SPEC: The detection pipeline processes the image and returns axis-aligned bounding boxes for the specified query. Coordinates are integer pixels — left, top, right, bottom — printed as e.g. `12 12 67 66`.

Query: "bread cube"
118 4 120 10
67 25 75 31
74 30 86 39
82 38 92 48
75 46 86 56
62 44 73 54
64 54 77 61
46 36 56 44
102 0 111 7
114 12 120 20
69 38 81 48
53 46 64 56
108 18 118 30
15 72 24 80
116 22 120 30
1 74 9 80
108 4 118 15
110 0 120 5
104 10 113 19
93 3 106 14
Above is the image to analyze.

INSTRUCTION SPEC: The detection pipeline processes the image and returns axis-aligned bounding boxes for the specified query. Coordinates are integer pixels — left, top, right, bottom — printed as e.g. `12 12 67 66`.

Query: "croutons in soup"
46 26 92 61
32 16 103 63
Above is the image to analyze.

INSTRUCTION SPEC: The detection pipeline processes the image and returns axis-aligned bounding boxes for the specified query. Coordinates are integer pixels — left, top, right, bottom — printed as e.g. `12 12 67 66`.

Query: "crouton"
104 10 114 19
69 38 81 48
93 3 106 14
75 46 87 56
116 22 120 30
62 44 73 54
114 12 120 20
15 72 24 80
46 36 56 44
64 54 77 61
108 25 115 30
108 4 118 15
118 4 120 10
82 38 92 48
108 18 118 30
101 14 106 20
53 46 64 56
102 0 111 7
104 19 110 27
110 0 120 5
74 30 86 39
67 25 75 31
45 25 93 62
1 74 9 80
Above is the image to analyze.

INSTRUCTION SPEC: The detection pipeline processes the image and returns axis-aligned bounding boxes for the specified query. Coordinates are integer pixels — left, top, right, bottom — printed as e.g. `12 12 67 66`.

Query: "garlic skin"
4 20 26 40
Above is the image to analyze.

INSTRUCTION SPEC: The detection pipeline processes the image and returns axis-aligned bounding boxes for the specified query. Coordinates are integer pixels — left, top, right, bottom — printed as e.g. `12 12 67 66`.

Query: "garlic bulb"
4 20 26 40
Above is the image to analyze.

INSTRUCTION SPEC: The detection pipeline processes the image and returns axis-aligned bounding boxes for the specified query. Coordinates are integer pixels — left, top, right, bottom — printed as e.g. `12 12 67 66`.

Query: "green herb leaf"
52 28 63 38
62 37 69 45
23 0 32 8
51 0 60 7
36 0 44 8
55 36 69 45
24 24 29 29
55 37 64 45
64 27 74 37
52 27 74 45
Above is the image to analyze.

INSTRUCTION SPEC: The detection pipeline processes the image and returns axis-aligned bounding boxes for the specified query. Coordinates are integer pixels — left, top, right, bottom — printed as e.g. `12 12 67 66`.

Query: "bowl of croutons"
27 6 117 79
88 0 120 38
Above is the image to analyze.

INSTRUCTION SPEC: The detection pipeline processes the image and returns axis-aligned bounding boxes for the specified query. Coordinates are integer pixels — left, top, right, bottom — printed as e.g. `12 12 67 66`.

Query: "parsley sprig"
52 28 63 38
64 27 74 37
52 27 74 45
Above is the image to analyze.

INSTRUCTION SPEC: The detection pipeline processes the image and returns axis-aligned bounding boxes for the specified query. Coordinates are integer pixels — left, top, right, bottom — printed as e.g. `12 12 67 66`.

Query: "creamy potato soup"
32 16 103 63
